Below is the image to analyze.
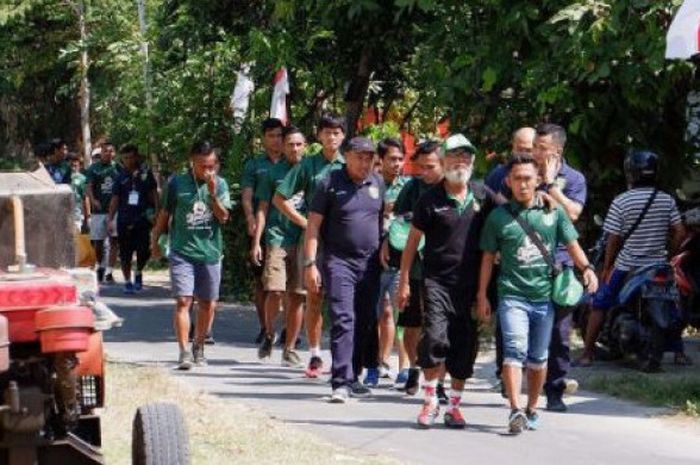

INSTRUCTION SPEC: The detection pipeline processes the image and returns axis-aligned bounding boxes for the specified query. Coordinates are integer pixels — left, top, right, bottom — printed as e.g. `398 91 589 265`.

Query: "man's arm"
242 187 256 236
476 252 497 321
396 226 423 309
566 241 599 293
273 193 308 229
149 209 171 258
601 232 623 278
303 212 324 295
547 186 583 222
107 195 119 233
670 223 686 255
207 177 230 224
250 201 269 265
87 181 101 212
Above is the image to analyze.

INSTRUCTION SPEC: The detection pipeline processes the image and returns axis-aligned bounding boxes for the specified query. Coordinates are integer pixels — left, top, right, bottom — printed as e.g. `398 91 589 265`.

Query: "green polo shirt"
70 171 87 221
85 160 121 214
276 151 345 205
385 175 409 205
256 160 303 247
242 153 280 210
480 201 579 302
163 172 232 264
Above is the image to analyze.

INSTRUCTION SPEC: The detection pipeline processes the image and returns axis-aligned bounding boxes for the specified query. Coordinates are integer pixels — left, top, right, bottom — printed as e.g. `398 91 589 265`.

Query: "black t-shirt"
112 165 157 228
411 180 493 288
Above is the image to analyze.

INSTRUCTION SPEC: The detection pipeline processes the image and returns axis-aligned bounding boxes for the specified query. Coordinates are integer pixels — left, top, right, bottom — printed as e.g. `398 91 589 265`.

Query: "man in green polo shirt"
241 118 284 343
251 126 307 367
68 153 90 233
86 141 122 283
151 141 232 370
273 113 346 378
477 154 597 434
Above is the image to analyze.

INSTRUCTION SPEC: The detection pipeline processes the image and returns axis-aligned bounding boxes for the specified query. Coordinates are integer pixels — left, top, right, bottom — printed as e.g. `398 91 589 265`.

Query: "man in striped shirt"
578 150 686 367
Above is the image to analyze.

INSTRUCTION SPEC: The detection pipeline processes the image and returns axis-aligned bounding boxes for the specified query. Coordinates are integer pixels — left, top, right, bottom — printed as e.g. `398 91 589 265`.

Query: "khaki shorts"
262 245 306 295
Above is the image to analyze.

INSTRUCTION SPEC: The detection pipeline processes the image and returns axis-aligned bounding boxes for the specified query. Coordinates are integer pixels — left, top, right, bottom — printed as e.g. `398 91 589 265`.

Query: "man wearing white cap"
397 133 493 429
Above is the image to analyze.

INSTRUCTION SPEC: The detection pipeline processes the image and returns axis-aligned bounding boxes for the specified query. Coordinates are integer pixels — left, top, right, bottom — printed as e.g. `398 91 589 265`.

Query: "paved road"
102 281 700 465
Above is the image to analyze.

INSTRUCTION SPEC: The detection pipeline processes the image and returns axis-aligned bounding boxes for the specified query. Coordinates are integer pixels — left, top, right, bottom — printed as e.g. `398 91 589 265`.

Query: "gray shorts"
169 252 222 301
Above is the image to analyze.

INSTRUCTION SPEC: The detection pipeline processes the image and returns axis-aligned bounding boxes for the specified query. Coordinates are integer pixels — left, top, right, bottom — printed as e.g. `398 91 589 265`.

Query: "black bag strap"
622 189 658 244
505 204 560 276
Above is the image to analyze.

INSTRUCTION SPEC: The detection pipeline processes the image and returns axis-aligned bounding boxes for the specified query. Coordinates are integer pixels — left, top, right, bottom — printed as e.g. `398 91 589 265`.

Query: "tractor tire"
132 402 191 465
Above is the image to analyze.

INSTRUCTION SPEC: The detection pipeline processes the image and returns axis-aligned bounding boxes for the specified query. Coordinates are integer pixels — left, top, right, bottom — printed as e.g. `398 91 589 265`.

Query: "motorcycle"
577 218 683 372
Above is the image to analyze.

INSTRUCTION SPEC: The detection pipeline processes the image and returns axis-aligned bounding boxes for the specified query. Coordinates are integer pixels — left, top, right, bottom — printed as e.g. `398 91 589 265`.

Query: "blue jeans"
376 268 399 318
499 297 554 369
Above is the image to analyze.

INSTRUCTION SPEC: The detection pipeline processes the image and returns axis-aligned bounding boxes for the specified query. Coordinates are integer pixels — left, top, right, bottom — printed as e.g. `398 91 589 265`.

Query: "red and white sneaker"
304 356 323 378
444 407 466 429
416 403 440 429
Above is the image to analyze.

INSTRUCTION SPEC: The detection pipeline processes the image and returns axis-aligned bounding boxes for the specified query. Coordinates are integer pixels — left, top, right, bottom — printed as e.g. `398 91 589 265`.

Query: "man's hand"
250 243 263 266
304 265 321 295
536 191 558 211
205 170 217 195
582 268 599 294
379 239 390 270
107 219 115 236
396 280 410 311
543 155 560 185
476 293 491 322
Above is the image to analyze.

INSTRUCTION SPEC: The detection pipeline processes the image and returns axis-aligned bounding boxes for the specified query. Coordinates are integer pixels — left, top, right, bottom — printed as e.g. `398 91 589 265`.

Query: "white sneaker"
330 386 350 403
563 378 579 395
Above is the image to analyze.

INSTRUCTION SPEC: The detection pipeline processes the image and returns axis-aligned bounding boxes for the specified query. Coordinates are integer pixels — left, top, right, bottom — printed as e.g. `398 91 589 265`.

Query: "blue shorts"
591 269 629 311
498 297 554 369
169 252 222 301
376 268 399 318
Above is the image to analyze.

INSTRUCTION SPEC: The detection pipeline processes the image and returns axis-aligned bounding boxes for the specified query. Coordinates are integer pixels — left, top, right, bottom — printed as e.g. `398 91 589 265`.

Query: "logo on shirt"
516 235 544 266
543 211 555 227
368 185 380 200
433 206 451 213
186 200 213 229
101 178 114 195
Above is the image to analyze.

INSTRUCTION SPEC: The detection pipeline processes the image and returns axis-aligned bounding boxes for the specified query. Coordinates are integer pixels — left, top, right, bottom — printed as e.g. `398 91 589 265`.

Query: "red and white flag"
666 1 700 60
270 67 289 124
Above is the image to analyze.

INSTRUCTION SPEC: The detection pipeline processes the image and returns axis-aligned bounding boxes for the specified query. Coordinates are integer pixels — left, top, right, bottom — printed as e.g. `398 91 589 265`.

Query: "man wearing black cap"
304 136 384 403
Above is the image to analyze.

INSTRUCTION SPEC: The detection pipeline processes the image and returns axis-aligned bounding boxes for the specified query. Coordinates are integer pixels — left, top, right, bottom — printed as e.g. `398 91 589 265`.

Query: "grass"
101 362 405 465
585 372 700 417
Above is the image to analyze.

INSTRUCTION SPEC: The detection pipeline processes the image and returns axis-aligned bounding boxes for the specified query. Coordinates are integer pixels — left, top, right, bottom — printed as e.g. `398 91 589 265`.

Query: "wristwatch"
545 182 556 191
582 264 595 272
303 257 316 268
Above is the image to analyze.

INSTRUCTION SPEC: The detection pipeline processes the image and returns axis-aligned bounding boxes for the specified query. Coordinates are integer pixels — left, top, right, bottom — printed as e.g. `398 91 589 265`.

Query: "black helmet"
624 149 658 186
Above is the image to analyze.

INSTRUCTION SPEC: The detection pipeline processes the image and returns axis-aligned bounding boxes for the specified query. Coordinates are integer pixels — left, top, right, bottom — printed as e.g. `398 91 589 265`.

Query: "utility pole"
77 0 92 166
136 0 157 168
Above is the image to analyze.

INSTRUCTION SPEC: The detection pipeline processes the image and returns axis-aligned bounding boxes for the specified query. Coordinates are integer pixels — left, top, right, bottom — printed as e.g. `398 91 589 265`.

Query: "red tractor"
0 170 189 465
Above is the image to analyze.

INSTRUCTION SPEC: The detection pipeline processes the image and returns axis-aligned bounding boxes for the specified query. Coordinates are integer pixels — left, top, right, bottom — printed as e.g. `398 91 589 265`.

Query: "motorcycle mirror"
593 214 604 226
676 189 688 202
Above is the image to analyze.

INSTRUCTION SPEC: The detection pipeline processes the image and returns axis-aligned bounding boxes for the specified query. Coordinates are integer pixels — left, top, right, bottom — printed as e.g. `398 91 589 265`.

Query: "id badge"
128 190 140 206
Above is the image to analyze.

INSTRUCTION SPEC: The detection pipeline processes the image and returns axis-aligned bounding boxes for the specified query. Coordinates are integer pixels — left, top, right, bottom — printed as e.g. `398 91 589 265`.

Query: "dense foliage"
1 0 696 297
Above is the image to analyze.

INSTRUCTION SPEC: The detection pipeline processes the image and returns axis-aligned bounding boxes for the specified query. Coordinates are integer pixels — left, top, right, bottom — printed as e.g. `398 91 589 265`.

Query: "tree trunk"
136 0 157 168
344 45 373 138
77 0 92 167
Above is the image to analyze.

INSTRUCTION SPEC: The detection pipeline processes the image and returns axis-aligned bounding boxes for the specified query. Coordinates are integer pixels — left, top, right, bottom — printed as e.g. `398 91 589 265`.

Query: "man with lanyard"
578 150 686 371
392 140 445 396
108 144 158 294
398 134 491 429
45 138 71 184
241 118 284 343
368 137 408 387
274 114 346 378
151 141 231 370
68 153 90 233
250 126 307 367
477 154 597 434
303 137 384 403
86 141 122 283
531 123 588 412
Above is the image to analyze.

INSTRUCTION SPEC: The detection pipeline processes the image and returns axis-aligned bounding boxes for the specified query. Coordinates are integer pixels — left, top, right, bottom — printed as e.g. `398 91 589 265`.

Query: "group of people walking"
40 112 687 434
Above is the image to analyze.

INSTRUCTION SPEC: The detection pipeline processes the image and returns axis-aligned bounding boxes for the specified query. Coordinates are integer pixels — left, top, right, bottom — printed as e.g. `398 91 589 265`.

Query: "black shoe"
204 332 215 345
436 383 449 405
405 368 420 396
349 381 372 398
258 333 274 359
254 328 265 344
546 394 568 412
97 268 105 283
104 273 115 284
